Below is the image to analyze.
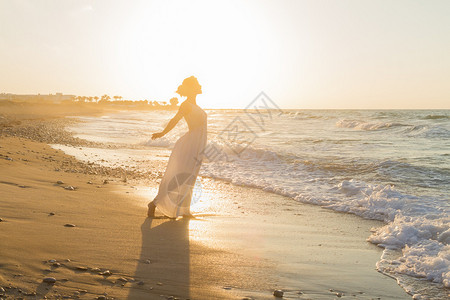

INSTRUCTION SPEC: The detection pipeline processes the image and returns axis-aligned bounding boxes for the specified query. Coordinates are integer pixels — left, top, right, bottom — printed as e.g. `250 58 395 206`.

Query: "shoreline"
0 110 412 299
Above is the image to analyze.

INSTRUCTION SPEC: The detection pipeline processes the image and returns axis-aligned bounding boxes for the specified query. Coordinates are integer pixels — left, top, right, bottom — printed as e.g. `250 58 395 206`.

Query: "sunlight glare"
113 0 273 108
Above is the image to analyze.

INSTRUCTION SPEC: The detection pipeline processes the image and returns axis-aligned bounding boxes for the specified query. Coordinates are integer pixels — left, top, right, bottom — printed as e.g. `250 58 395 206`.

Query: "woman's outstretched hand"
152 132 164 140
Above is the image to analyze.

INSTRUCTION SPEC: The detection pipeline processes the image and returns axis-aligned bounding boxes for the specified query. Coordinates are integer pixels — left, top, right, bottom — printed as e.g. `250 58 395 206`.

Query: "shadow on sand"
127 217 190 299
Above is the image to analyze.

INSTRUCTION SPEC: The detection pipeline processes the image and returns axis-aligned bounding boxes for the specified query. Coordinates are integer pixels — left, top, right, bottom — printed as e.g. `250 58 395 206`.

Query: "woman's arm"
152 103 190 140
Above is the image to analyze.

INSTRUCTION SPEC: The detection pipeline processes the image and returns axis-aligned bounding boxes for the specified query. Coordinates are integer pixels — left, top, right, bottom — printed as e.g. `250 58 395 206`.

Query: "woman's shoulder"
179 101 193 115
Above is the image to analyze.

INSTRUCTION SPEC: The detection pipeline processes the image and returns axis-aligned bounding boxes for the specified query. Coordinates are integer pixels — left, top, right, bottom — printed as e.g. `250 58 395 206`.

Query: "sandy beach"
0 106 412 299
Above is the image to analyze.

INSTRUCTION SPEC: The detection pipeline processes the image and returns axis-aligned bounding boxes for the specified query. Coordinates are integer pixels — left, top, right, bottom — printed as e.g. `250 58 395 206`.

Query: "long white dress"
152 102 207 218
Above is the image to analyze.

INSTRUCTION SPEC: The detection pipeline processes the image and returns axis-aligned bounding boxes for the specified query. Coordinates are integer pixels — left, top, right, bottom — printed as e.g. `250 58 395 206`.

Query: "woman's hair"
176 76 202 96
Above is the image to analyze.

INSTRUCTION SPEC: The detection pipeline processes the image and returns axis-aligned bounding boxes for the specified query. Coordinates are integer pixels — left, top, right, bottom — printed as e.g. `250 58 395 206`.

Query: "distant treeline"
72 95 179 109
0 94 179 110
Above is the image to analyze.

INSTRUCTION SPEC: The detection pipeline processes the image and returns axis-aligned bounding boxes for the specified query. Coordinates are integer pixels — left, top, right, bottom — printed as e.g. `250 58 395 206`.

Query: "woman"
147 76 207 218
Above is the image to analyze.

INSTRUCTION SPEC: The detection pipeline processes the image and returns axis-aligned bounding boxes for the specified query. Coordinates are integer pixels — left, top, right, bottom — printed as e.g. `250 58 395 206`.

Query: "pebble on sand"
99 270 112 276
0 218 3 222
64 224 76 227
273 289 284 298
56 180 64 184
48 212 55 216
64 186 75 191
43 277 57 284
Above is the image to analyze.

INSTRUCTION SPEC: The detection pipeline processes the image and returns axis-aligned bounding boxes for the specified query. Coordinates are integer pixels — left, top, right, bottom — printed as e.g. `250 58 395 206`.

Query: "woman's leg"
147 201 156 217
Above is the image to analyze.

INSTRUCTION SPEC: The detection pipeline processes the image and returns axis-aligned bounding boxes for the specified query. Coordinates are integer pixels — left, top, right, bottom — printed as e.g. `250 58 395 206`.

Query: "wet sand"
0 106 411 299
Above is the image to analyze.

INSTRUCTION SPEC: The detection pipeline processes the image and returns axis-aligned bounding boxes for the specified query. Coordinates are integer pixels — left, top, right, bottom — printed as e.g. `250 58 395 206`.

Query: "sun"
111 0 273 108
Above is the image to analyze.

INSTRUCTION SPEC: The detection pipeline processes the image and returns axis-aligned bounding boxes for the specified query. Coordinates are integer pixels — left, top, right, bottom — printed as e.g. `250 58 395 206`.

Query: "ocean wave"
203 141 449 187
336 119 407 131
284 111 329 120
422 126 450 139
377 160 449 188
200 140 283 165
402 125 428 134
403 125 450 139
314 180 449 290
204 152 448 270
336 119 450 139
328 181 429 221
201 143 450 289
424 114 449 120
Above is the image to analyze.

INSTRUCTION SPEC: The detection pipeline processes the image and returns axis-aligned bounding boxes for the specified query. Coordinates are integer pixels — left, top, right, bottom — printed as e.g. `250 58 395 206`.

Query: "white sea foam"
336 119 406 131
371 221 450 286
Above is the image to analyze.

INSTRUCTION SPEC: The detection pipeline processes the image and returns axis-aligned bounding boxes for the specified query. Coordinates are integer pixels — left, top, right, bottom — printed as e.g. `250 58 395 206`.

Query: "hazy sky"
1 0 449 109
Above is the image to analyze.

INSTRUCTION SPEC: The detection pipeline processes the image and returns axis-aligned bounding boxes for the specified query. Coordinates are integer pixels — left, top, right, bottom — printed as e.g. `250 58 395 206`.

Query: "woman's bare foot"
147 202 156 217
182 213 195 219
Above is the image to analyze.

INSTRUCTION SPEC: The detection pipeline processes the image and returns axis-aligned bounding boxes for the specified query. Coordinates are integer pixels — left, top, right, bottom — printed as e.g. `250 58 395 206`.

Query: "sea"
51 108 449 299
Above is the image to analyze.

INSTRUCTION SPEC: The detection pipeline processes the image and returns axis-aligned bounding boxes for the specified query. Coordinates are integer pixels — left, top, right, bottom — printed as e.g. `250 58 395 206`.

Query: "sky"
0 0 449 109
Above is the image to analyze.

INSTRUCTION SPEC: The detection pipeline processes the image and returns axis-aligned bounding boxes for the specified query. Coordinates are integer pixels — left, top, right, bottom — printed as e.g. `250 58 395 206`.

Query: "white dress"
152 102 207 218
